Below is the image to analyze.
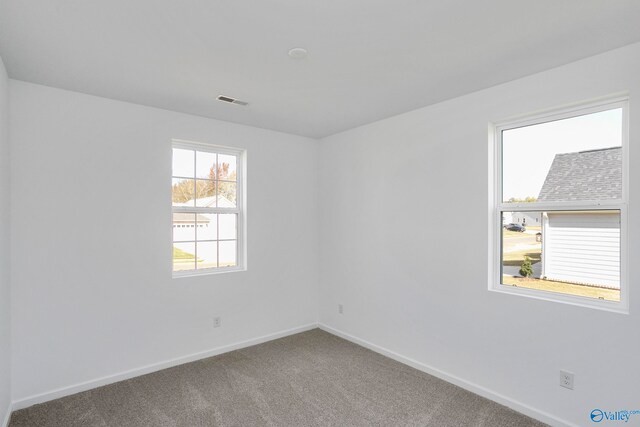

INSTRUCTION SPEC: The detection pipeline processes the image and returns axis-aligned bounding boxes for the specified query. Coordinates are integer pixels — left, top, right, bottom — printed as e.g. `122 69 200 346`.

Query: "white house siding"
503 212 542 226
511 212 542 227
542 211 620 289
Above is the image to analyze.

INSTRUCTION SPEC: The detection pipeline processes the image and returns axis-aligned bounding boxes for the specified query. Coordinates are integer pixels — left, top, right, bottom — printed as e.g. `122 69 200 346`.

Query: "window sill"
489 284 628 314
173 266 246 278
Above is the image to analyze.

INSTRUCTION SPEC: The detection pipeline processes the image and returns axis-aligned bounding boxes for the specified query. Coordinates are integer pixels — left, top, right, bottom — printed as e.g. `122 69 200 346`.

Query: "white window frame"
172 139 246 277
489 96 629 313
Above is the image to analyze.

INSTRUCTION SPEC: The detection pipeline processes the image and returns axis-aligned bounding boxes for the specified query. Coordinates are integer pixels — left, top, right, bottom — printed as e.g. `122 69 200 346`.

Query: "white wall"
0 56 11 426
319 42 640 427
9 81 319 402
7 40 640 427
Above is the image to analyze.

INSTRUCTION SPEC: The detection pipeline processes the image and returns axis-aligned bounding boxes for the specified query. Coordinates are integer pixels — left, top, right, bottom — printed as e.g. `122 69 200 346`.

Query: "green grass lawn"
502 275 620 302
502 230 525 238
173 246 196 260
502 248 541 266
502 227 541 266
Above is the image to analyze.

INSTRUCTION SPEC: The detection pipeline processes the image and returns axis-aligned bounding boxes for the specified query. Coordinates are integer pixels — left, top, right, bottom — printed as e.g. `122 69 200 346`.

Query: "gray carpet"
9 329 546 427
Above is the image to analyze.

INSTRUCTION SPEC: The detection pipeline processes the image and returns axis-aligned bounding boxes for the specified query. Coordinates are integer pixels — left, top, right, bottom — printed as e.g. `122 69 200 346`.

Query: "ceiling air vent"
217 95 248 106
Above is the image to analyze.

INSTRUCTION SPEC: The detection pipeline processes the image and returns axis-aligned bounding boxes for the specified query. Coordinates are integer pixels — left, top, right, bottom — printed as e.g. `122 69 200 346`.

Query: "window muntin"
172 141 244 275
493 98 627 310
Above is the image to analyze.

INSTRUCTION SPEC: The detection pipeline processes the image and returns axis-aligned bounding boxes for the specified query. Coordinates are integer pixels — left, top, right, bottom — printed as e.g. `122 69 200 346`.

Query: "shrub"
520 256 533 277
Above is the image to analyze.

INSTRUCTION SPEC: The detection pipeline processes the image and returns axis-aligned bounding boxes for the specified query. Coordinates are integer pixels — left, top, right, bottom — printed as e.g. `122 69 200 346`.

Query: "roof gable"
537 147 622 202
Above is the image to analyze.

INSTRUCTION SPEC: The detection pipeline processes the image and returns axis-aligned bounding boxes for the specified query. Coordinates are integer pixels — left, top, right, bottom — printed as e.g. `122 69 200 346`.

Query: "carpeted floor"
9 329 546 427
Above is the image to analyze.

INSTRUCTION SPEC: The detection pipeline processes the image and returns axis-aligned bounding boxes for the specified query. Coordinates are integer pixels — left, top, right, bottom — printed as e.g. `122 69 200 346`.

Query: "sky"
172 148 237 179
502 108 622 201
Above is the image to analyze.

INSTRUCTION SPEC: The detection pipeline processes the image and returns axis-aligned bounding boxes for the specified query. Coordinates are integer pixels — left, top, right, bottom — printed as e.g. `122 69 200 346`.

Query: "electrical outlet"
213 317 222 328
560 370 574 390
338 304 343 314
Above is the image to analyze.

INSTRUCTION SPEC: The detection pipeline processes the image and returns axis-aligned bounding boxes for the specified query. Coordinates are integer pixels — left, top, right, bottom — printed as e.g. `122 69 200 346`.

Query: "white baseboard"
1 402 11 427
10 323 576 427
318 323 576 427
12 323 318 411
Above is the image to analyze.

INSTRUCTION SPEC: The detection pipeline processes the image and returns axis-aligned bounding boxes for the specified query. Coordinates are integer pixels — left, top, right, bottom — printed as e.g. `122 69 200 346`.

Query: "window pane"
217 154 237 181
172 178 195 206
173 213 196 241
172 144 243 276
173 242 196 272
197 214 217 240
217 181 236 207
219 240 237 267
196 151 216 180
501 210 620 302
195 180 216 207
502 108 622 203
172 148 194 178
219 214 237 240
197 241 217 270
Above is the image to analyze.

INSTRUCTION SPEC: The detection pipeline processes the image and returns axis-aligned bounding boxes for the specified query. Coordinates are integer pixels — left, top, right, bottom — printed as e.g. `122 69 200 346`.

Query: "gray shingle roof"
537 147 622 201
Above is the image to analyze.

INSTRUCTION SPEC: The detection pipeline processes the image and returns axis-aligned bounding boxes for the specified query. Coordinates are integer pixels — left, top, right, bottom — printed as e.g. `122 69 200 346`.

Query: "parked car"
504 223 526 232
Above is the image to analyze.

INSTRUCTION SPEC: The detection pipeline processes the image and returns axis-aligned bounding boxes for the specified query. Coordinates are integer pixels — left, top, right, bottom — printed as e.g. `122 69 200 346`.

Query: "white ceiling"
2 1 640 138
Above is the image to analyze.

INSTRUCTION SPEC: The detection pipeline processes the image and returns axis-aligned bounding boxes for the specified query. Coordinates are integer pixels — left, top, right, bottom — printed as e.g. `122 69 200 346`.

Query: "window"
171 140 245 276
491 97 628 311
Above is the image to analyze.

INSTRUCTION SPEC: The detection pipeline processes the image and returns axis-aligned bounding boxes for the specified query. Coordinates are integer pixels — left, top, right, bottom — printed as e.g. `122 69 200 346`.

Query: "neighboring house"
172 212 212 243
187 195 235 209
507 212 542 227
172 194 234 212
539 147 621 289
172 194 234 249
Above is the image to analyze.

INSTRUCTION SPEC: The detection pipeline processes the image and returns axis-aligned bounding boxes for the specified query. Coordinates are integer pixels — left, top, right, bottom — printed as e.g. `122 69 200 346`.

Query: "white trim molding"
9 323 579 426
488 95 629 313
11 323 317 411
318 323 578 427
2 403 11 427
171 139 247 278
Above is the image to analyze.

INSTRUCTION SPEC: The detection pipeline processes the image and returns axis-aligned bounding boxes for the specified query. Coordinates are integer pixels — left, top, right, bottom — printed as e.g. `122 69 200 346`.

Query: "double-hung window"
171 140 245 276
491 97 628 312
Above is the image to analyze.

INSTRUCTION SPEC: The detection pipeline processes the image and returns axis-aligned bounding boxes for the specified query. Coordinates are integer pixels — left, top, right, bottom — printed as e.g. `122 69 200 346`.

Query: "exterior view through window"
496 100 626 306
172 142 244 275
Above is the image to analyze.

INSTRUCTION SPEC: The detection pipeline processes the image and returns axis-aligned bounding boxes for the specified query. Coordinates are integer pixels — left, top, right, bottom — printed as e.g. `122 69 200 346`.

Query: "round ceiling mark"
288 47 308 59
